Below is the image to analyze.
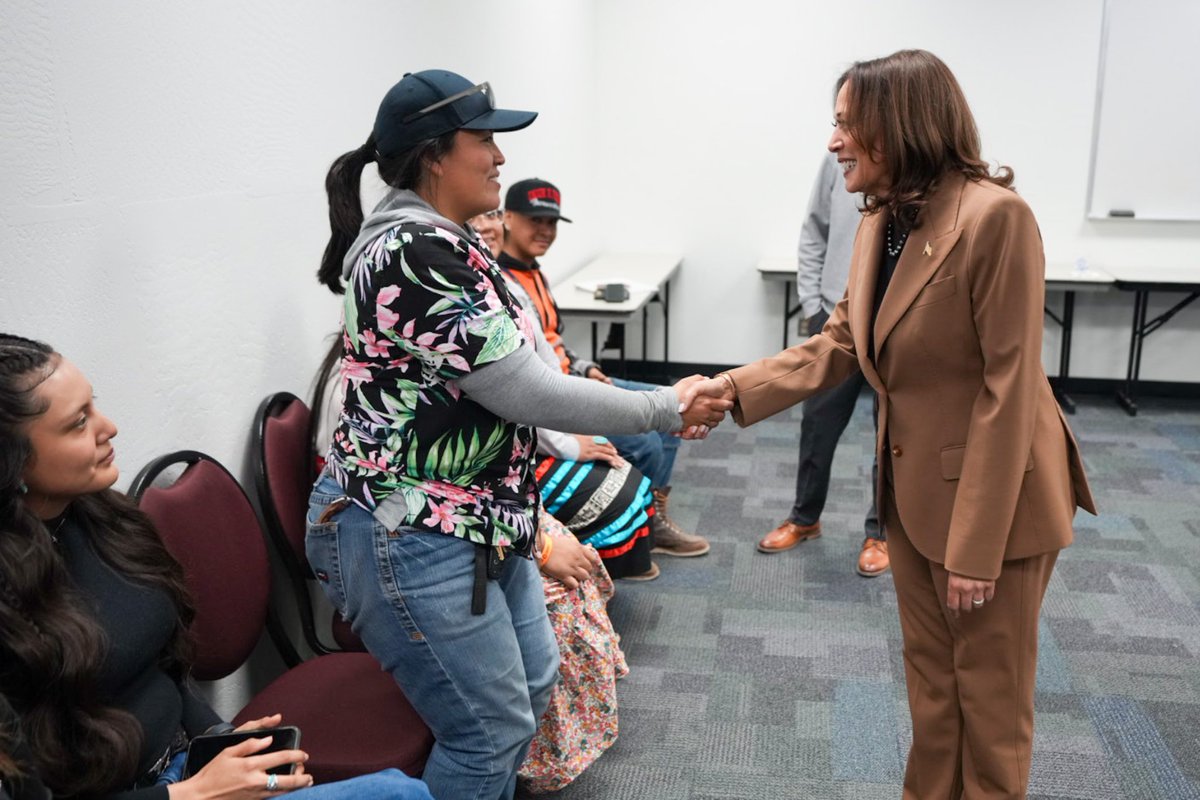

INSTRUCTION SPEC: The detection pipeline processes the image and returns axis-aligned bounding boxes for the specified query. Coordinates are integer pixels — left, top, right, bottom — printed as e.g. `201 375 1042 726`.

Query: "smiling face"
467 210 504 257
502 211 559 264
426 129 506 224
21 358 119 518
828 81 891 196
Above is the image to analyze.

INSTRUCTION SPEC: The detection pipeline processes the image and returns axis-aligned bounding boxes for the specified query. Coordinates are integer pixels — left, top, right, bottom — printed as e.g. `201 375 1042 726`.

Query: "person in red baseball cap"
498 178 713 562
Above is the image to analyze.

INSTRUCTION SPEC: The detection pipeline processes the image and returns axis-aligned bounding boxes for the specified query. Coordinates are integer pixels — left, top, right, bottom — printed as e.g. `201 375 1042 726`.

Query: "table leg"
620 323 627 378
591 321 598 363
642 306 648 363
662 280 671 375
783 281 791 349
1053 291 1077 414
1116 290 1148 416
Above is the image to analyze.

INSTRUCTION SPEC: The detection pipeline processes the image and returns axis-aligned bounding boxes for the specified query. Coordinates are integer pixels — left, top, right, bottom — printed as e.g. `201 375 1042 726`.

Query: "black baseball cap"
373 70 538 159
504 178 573 223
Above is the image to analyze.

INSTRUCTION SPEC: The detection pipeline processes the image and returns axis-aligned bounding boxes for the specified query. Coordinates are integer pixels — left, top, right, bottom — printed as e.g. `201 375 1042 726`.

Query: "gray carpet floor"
528 393 1200 800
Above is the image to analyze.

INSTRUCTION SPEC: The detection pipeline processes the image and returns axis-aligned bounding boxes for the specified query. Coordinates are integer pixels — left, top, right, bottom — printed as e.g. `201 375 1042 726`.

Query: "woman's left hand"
230 713 308 779
541 534 600 590
946 573 995 614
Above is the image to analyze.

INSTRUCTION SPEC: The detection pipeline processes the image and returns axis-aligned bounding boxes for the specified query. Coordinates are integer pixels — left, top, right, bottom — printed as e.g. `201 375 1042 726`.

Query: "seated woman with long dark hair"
0 334 432 799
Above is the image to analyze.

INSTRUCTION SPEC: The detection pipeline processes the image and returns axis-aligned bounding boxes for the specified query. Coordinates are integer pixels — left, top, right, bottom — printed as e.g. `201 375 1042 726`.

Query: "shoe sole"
651 544 711 557
756 532 821 554
856 564 891 578
620 563 661 582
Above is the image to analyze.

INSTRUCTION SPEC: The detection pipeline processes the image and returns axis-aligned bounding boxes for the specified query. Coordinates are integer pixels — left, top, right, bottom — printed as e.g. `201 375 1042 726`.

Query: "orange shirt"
497 253 571 374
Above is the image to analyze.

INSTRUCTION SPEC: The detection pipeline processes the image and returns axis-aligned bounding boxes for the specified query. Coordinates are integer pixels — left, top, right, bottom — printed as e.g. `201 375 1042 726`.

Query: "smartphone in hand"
184 725 301 777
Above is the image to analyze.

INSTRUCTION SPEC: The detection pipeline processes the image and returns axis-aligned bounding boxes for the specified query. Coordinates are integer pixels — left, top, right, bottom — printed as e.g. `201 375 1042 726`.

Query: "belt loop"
471 546 487 615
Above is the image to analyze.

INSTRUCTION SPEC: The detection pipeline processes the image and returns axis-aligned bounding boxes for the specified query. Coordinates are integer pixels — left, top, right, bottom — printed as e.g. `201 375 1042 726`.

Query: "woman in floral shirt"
307 70 730 800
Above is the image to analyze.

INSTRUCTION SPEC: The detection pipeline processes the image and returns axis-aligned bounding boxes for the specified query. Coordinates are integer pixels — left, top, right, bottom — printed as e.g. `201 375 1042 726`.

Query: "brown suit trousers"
884 482 1056 799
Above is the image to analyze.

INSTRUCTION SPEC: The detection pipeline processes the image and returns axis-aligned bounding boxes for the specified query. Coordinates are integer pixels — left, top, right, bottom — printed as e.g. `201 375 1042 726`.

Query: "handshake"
671 374 738 440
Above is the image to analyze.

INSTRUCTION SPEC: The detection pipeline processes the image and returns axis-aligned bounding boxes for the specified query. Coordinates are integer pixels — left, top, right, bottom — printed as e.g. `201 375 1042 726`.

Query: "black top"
869 221 906 363
54 511 222 799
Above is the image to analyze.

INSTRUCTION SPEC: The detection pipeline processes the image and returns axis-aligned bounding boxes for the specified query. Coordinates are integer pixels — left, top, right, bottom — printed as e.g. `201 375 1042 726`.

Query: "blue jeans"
307 474 559 800
292 769 433 799
157 751 431 799
608 377 680 488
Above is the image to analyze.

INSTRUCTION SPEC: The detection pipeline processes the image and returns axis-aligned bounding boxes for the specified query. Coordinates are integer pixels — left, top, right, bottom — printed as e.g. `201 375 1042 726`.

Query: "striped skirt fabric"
535 456 655 578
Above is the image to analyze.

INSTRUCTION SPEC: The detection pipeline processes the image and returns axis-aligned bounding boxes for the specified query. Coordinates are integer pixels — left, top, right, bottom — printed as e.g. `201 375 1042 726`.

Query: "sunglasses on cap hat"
403 82 494 125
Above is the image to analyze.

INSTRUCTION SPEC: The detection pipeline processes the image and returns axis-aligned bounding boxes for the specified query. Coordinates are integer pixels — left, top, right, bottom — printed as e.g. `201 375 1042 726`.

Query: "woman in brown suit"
685 50 1095 798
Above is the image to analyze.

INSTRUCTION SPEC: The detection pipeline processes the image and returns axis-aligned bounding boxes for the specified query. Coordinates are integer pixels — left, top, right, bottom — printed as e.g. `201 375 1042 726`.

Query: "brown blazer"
729 174 1096 580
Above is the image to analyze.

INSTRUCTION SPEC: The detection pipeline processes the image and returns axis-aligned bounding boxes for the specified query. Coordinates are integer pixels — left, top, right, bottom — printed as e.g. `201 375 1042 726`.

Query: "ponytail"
317 137 378 294
317 131 460 294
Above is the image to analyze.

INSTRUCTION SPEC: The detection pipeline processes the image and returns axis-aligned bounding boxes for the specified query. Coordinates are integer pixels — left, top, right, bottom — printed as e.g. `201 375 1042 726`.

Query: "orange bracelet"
538 535 554 568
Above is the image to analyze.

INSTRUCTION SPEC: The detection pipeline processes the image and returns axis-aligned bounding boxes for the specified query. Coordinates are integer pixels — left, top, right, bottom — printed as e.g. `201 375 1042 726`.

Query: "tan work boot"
649 487 710 557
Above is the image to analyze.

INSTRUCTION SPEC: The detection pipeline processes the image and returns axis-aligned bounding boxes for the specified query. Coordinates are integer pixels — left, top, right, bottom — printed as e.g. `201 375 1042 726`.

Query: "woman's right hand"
574 435 624 468
674 375 735 436
168 735 313 799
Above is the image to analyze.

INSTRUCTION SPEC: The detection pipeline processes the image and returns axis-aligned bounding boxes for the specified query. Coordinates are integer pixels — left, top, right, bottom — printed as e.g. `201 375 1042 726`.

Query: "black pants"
787 309 882 539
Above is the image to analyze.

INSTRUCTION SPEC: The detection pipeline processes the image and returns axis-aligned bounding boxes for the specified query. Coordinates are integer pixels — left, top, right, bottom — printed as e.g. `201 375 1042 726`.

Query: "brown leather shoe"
856 538 889 577
757 520 821 553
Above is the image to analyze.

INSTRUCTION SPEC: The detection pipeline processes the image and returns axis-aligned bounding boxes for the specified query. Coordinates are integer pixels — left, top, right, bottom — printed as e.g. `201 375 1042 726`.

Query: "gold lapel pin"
923 241 933 256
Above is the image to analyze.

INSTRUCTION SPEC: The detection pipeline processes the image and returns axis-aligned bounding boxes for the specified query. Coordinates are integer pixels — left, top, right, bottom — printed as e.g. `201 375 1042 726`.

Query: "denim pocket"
306 494 352 617
374 530 473 644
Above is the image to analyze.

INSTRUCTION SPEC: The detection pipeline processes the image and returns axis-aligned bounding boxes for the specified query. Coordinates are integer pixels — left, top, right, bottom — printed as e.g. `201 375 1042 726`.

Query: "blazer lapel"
872 176 967 357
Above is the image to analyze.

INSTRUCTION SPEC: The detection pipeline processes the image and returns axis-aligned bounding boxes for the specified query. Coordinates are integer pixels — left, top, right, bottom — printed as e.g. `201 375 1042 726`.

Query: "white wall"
0 0 598 716
3 0 1199 709
0 0 598 487
571 0 1200 381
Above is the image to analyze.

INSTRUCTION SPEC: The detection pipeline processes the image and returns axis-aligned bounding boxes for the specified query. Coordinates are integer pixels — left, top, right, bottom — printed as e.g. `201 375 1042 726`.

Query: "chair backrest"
252 392 343 655
129 450 300 678
254 393 313 566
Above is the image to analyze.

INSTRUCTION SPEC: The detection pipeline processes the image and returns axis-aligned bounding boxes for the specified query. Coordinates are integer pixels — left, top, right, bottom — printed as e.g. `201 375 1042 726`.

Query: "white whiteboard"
1087 0 1200 221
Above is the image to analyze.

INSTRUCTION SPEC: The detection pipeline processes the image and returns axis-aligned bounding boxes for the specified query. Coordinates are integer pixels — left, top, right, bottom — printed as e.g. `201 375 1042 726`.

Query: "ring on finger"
266 773 279 791
971 597 985 606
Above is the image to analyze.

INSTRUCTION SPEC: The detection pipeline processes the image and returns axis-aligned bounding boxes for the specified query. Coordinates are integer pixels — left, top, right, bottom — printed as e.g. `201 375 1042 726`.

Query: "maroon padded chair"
252 392 364 654
130 450 432 781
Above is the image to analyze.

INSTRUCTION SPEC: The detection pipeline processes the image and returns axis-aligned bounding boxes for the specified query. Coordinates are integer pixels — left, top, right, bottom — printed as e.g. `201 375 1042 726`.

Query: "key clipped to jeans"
471 544 511 614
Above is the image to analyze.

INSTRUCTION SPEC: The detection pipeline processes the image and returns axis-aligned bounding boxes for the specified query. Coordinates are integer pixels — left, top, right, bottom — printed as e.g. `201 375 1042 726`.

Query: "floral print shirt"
328 222 540 555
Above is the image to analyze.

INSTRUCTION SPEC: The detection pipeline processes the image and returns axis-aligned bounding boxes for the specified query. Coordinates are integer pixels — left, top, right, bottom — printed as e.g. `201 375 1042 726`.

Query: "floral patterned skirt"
518 511 629 793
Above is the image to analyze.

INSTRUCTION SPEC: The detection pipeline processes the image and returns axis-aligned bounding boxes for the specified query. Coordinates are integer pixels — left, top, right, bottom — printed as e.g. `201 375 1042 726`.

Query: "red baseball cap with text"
504 178 573 223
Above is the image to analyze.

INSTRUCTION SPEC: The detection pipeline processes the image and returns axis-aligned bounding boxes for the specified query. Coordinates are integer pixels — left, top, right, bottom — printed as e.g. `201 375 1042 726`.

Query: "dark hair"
842 49 1014 229
834 67 849 105
309 333 343 461
0 698 20 778
316 131 458 293
0 334 195 796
